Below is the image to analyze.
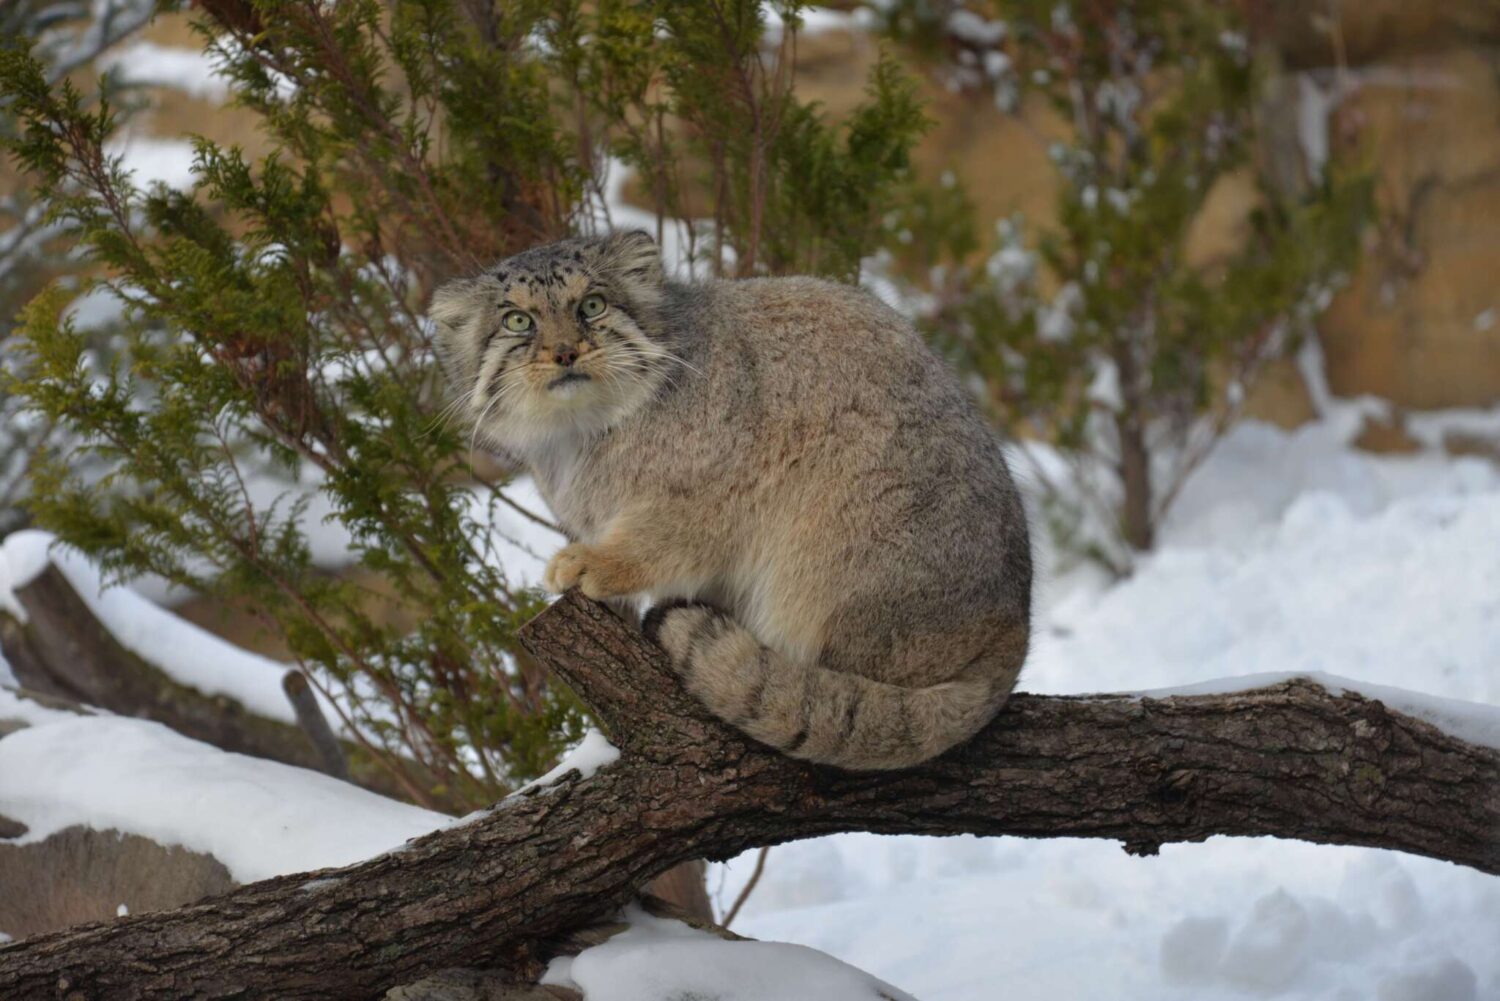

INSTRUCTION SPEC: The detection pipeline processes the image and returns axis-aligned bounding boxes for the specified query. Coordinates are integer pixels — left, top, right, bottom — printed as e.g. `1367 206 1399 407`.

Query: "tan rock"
1268 0 1500 70
1240 357 1320 430
1320 49 1500 408
0 825 235 938
1353 411 1423 454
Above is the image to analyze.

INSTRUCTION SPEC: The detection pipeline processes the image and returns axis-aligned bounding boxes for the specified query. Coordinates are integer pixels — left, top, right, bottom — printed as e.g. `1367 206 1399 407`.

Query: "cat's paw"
641 600 725 668
543 543 646 599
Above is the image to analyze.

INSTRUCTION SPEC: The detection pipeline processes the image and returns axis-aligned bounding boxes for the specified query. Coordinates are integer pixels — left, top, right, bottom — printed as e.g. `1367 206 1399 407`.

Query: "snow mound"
1028 466 1500 709
544 906 916 1001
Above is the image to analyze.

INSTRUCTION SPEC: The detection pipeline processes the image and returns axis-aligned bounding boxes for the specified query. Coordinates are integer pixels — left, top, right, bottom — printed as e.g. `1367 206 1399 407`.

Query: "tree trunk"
1116 408 1154 551
1 591 1495 999
1112 339 1155 553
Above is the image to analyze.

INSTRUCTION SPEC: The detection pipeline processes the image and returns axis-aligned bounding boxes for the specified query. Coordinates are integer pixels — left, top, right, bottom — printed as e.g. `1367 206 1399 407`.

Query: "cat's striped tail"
642 601 1014 771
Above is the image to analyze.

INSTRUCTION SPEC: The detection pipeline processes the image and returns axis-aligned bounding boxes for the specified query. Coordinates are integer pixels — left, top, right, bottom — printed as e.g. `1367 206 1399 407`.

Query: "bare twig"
281 669 348 780
720 846 769 928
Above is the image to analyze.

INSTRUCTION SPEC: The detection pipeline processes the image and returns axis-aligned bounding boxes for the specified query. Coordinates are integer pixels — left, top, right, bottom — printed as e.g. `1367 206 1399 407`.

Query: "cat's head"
429 230 673 452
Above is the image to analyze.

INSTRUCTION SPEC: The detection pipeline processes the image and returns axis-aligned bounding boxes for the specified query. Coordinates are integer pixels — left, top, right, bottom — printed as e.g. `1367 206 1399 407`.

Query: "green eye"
579 294 607 320
502 311 534 334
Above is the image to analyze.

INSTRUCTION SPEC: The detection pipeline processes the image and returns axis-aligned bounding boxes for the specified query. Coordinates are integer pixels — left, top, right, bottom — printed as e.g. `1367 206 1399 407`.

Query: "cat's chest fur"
528 438 601 541
526 421 670 543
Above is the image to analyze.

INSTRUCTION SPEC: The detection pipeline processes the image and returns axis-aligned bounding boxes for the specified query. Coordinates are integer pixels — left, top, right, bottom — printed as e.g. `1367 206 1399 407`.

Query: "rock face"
788 8 1500 421
0 825 235 938
1319 46 1500 409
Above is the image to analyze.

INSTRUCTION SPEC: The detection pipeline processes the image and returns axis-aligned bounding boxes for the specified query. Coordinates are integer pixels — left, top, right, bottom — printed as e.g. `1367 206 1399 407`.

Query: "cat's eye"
502 310 534 334
579 294 607 320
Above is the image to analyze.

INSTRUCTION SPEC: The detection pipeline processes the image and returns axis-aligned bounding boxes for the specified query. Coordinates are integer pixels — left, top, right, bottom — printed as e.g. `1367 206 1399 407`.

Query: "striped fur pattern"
431 231 1032 770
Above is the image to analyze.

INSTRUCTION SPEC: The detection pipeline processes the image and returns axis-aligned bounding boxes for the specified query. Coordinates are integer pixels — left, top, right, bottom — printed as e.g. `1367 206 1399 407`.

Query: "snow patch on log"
451 729 622 828
0 715 447 882
515 729 621 794
0 531 53 621
1132 671 1500 750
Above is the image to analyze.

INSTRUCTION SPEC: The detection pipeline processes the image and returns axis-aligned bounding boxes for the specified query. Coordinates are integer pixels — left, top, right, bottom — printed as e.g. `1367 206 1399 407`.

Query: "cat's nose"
552 345 579 367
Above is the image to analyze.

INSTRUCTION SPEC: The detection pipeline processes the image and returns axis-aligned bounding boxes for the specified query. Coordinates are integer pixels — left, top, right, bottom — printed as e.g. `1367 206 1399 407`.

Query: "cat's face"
430 231 673 451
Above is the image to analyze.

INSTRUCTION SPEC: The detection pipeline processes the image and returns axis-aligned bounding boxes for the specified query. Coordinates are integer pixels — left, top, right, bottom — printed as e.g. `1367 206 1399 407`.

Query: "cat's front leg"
543 540 654 599
542 507 719 601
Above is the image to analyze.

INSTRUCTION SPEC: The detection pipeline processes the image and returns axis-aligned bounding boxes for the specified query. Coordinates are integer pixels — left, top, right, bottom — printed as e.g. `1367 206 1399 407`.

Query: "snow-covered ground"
712 415 1500 1001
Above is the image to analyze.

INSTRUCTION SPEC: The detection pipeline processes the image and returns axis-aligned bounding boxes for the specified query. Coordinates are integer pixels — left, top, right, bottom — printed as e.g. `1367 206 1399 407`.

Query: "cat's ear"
603 229 663 285
427 276 484 387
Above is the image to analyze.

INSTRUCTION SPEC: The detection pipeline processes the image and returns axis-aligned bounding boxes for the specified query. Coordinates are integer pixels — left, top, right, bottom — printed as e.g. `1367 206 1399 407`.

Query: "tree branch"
1 590 1495 999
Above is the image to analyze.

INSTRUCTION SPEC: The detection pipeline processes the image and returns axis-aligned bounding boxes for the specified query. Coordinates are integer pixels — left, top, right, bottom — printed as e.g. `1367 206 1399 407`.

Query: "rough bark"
1 590 1496 1000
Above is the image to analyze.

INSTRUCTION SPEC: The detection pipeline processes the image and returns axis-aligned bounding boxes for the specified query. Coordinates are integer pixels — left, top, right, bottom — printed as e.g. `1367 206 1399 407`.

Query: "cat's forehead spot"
488 272 589 314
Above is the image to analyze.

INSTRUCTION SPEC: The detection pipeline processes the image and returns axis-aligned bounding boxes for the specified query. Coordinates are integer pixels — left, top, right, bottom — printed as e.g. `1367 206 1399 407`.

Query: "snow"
762 6 867 47
0 476 563 730
1406 402 1500 451
512 729 620 795
946 9 1006 46
0 714 447 883
0 686 89 731
587 159 704 281
0 530 53 620
712 414 1500 1001
1028 424 1500 711
463 475 564 588
97 42 230 101
724 835 1499 1001
449 729 621 829
105 134 199 191
542 905 916 1001
1130 671 1500 751
1296 72 1336 177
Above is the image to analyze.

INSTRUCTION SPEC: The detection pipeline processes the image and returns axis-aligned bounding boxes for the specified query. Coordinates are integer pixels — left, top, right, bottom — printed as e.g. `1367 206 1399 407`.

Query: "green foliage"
886 0 1373 568
1 1 156 534
551 0 928 278
1 0 928 807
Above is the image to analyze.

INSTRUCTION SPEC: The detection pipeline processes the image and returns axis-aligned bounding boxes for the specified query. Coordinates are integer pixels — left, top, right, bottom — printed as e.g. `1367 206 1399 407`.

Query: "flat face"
429 234 671 450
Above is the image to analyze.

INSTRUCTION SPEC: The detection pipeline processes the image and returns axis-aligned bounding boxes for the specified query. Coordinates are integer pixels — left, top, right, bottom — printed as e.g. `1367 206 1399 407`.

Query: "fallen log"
0 562 411 802
1 563 339 774
1 590 1495 999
